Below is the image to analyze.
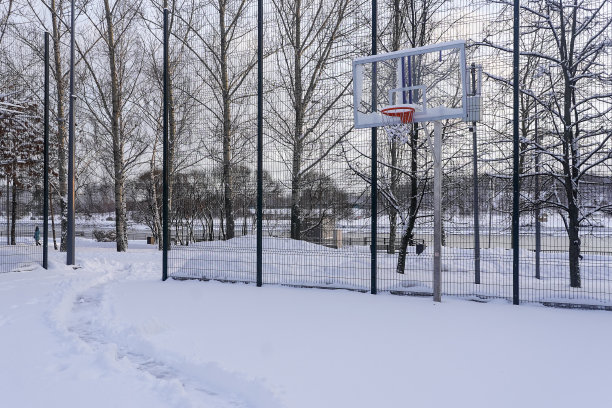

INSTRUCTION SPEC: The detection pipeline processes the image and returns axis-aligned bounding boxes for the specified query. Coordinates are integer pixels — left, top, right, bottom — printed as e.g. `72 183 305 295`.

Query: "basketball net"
380 105 415 144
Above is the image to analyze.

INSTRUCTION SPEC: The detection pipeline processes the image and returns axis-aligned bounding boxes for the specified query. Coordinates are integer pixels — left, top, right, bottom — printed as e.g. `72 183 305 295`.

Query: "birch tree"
174 0 258 240
139 1 201 249
79 0 148 251
269 0 359 240
16 0 73 251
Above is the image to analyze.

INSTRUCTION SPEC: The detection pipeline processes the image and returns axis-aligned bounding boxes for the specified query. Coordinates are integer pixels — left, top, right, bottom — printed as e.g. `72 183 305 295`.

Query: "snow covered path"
1 240 611 407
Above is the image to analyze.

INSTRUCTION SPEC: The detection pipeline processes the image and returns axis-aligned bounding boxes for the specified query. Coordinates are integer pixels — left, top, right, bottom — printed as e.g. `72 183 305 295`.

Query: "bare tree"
79 0 149 251
173 0 258 241
268 0 360 240
484 0 612 287
139 0 202 249
16 0 74 251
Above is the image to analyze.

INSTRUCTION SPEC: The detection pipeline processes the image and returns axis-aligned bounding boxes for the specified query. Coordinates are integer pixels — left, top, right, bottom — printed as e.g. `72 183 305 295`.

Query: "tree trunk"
290 1 303 240
290 146 302 240
104 0 128 252
49 189 57 250
567 200 581 288
560 20 581 287
396 127 420 274
51 0 68 252
10 175 17 245
387 0 401 255
219 0 235 240
219 208 225 240
388 141 398 254
396 225 410 274
208 211 214 241
157 0 177 251
242 204 248 235
149 144 162 251
564 95 581 288
164 0 177 249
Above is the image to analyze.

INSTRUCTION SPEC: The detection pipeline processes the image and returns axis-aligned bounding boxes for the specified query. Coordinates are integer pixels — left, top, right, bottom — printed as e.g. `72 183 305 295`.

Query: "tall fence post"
5 179 8 245
67 0 76 265
256 0 263 287
433 121 442 302
512 0 520 305
470 63 480 284
43 31 49 269
534 104 541 279
370 0 378 295
162 8 169 281
534 104 542 279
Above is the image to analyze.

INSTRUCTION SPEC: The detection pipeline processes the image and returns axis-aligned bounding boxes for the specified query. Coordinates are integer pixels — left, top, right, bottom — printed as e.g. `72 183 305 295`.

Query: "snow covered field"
1 239 612 407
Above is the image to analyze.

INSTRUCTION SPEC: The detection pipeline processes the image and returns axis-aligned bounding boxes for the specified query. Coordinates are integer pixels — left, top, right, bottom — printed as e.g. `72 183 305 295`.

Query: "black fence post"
67 0 76 265
43 31 49 270
370 0 378 295
471 63 480 285
256 0 263 287
534 104 541 279
5 178 8 245
512 0 520 305
162 8 169 281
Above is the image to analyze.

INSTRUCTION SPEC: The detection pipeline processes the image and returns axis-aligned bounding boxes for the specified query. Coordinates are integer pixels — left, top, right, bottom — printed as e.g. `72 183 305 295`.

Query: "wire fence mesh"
164 0 612 308
0 30 45 273
166 2 259 282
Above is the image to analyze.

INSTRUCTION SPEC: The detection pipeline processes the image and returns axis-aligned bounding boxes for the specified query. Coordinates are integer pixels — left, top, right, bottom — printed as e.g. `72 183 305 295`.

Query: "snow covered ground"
171 236 612 305
1 239 611 407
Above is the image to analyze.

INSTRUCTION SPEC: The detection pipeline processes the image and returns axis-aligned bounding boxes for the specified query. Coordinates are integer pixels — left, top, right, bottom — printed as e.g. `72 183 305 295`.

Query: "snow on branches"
0 92 43 188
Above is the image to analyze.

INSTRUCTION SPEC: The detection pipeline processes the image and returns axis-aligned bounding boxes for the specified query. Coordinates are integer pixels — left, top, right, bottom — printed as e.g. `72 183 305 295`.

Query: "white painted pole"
433 121 442 302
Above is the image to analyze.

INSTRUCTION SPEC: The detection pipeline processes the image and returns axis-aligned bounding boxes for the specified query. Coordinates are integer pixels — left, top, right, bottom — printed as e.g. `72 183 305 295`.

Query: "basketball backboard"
353 40 470 128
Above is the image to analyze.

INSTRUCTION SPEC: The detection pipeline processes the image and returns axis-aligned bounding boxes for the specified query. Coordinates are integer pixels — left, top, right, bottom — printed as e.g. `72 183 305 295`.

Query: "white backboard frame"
353 40 467 128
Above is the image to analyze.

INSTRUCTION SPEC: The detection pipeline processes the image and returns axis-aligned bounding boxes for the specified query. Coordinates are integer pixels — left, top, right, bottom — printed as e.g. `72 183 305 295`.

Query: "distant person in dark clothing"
34 226 41 246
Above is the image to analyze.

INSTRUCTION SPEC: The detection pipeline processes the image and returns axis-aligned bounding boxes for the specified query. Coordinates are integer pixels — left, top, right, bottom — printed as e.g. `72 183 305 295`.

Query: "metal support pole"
370 0 378 295
67 0 76 265
6 178 9 245
470 64 481 284
512 0 520 305
43 32 50 269
534 104 540 279
256 0 263 287
433 121 442 302
162 8 169 281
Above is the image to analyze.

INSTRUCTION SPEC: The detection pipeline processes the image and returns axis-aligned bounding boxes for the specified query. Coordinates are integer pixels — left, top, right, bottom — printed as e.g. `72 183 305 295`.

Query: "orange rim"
380 106 415 124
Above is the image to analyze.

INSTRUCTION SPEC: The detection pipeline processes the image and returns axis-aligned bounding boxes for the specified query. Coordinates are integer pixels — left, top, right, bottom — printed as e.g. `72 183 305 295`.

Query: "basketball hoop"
380 104 417 143
381 105 416 124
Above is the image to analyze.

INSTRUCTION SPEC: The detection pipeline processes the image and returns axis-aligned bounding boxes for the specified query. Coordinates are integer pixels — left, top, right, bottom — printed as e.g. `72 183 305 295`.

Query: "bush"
93 229 116 242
